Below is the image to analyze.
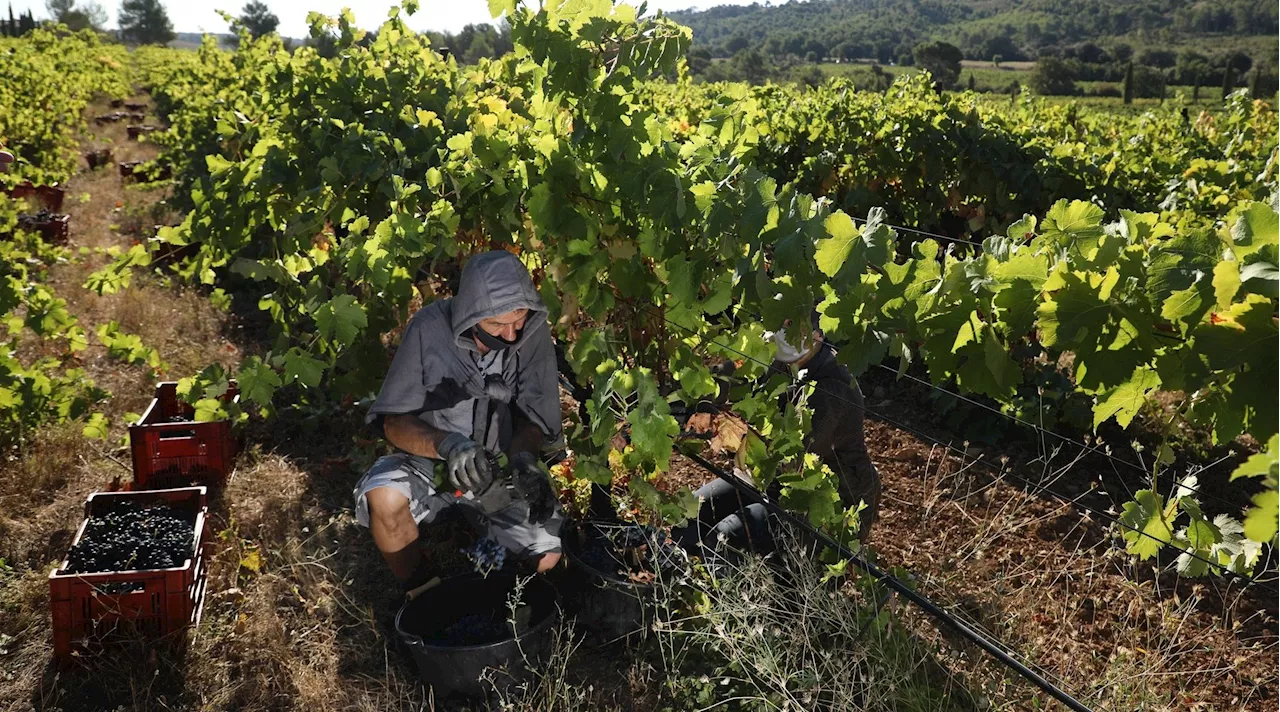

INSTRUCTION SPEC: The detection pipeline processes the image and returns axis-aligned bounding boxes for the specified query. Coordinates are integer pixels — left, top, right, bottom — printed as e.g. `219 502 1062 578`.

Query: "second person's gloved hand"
438 432 493 494
510 451 557 524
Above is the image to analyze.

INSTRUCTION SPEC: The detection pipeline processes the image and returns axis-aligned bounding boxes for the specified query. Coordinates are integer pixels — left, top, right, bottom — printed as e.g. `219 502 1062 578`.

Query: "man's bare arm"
383 414 450 459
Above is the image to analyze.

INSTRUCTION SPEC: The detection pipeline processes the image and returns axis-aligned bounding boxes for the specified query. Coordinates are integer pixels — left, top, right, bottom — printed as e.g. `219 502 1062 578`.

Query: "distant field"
813 61 1026 93
807 62 1268 104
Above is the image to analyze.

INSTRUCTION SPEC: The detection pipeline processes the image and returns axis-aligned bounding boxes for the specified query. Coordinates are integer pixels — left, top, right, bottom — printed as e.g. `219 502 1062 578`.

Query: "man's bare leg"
367 487 429 585
535 552 561 572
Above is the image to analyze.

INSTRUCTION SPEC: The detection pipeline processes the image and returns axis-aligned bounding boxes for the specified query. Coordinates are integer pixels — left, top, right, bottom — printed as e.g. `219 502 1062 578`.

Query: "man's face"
474 308 528 351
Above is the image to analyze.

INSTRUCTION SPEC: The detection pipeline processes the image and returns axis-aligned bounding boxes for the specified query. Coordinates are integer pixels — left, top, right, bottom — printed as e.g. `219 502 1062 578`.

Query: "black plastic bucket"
394 572 559 699
563 521 676 642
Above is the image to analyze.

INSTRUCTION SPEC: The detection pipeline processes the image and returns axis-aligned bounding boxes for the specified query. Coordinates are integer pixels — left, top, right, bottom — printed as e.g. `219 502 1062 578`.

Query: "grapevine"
71 0 1277 578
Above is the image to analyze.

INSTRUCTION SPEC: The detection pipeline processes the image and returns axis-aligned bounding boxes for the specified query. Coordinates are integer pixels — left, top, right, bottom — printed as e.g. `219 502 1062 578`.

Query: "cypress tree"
1221 65 1235 103
1248 67 1261 99
1122 61 1133 104
1192 71 1200 102
967 73 975 92
6 4 13 37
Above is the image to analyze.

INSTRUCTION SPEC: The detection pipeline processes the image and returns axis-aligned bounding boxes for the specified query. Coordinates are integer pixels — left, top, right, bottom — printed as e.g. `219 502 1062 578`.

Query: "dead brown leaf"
709 414 749 454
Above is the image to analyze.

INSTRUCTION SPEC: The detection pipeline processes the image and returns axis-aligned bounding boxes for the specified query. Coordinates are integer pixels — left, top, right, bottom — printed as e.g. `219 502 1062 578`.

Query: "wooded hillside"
669 0 1278 64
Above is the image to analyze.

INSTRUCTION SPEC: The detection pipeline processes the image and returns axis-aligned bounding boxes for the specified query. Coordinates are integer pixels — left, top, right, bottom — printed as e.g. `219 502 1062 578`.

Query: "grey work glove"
510 451 557 525
438 432 493 494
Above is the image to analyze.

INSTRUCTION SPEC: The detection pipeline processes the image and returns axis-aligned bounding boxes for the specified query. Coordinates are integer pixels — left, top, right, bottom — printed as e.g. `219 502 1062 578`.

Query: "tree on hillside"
1176 50 1211 85
1029 56 1077 96
730 48 772 84
46 0 73 21
1126 64 1166 99
1137 48 1175 68
118 0 173 44
913 40 962 88
1071 41 1109 64
686 47 712 75
238 0 278 39
57 1 108 31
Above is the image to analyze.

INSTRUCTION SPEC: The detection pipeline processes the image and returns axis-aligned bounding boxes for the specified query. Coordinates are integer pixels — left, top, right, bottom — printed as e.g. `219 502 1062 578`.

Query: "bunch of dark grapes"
65 505 195 574
18 209 59 226
434 613 509 646
463 537 507 577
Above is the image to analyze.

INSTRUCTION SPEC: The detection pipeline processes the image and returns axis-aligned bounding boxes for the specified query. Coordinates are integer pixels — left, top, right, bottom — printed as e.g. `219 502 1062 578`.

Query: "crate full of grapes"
48 487 209 659
129 381 239 490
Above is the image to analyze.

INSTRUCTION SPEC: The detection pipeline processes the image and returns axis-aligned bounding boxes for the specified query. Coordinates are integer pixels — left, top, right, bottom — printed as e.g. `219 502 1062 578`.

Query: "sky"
7 0 756 38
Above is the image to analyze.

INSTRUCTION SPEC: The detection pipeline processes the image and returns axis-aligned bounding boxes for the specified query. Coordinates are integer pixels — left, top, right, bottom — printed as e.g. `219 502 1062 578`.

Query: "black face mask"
472 325 519 351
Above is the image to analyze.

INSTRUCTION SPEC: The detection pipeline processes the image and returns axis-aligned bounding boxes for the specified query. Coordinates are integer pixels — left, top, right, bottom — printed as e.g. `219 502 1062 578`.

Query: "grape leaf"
1039 199 1105 253
1092 367 1161 429
1230 201 1279 260
1230 435 1278 483
194 398 226 422
814 207 891 284
1238 259 1279 299
81 413 109 439
1039 266 1152 392
1191 295 1278 438
283 348 326 388
626 370 680 472
1119 490 1173 559
1243 490 1278 544
237 357 282 406
1146 229 1219 314
1198 514 1263 575
1211 260 1241 309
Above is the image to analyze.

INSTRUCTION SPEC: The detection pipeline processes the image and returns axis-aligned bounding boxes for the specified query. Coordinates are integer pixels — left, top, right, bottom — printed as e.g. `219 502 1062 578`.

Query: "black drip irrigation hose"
680 451 1098 712
557 362 1095 710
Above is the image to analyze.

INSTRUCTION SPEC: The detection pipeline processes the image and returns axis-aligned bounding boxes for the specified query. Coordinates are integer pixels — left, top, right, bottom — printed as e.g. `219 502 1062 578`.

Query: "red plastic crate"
128 381 240 490
17 213 70 244
126 125 160 139
49 487 209 659
85 148 114 170
118 161 172 183
6 182 65 212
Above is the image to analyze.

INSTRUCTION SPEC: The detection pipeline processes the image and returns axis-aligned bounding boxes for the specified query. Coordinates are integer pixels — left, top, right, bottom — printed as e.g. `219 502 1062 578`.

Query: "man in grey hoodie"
353 251 564 590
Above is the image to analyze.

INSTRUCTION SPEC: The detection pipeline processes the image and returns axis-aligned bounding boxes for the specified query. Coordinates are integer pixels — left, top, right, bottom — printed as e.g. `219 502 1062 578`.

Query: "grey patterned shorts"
353 452 564 557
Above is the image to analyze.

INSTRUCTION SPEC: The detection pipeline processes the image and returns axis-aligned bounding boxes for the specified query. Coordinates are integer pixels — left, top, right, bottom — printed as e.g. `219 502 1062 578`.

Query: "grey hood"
451 250 547 351
366 250 563 452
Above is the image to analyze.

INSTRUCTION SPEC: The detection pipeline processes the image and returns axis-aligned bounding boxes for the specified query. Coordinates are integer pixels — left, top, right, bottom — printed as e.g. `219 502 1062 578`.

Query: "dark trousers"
672 478 774 558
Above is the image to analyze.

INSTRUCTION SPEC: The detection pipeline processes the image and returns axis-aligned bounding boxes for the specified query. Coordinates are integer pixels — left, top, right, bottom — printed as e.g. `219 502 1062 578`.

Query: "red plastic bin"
128 381 240 490
6 182 65 212
49 487 209 659
16 213 70 244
